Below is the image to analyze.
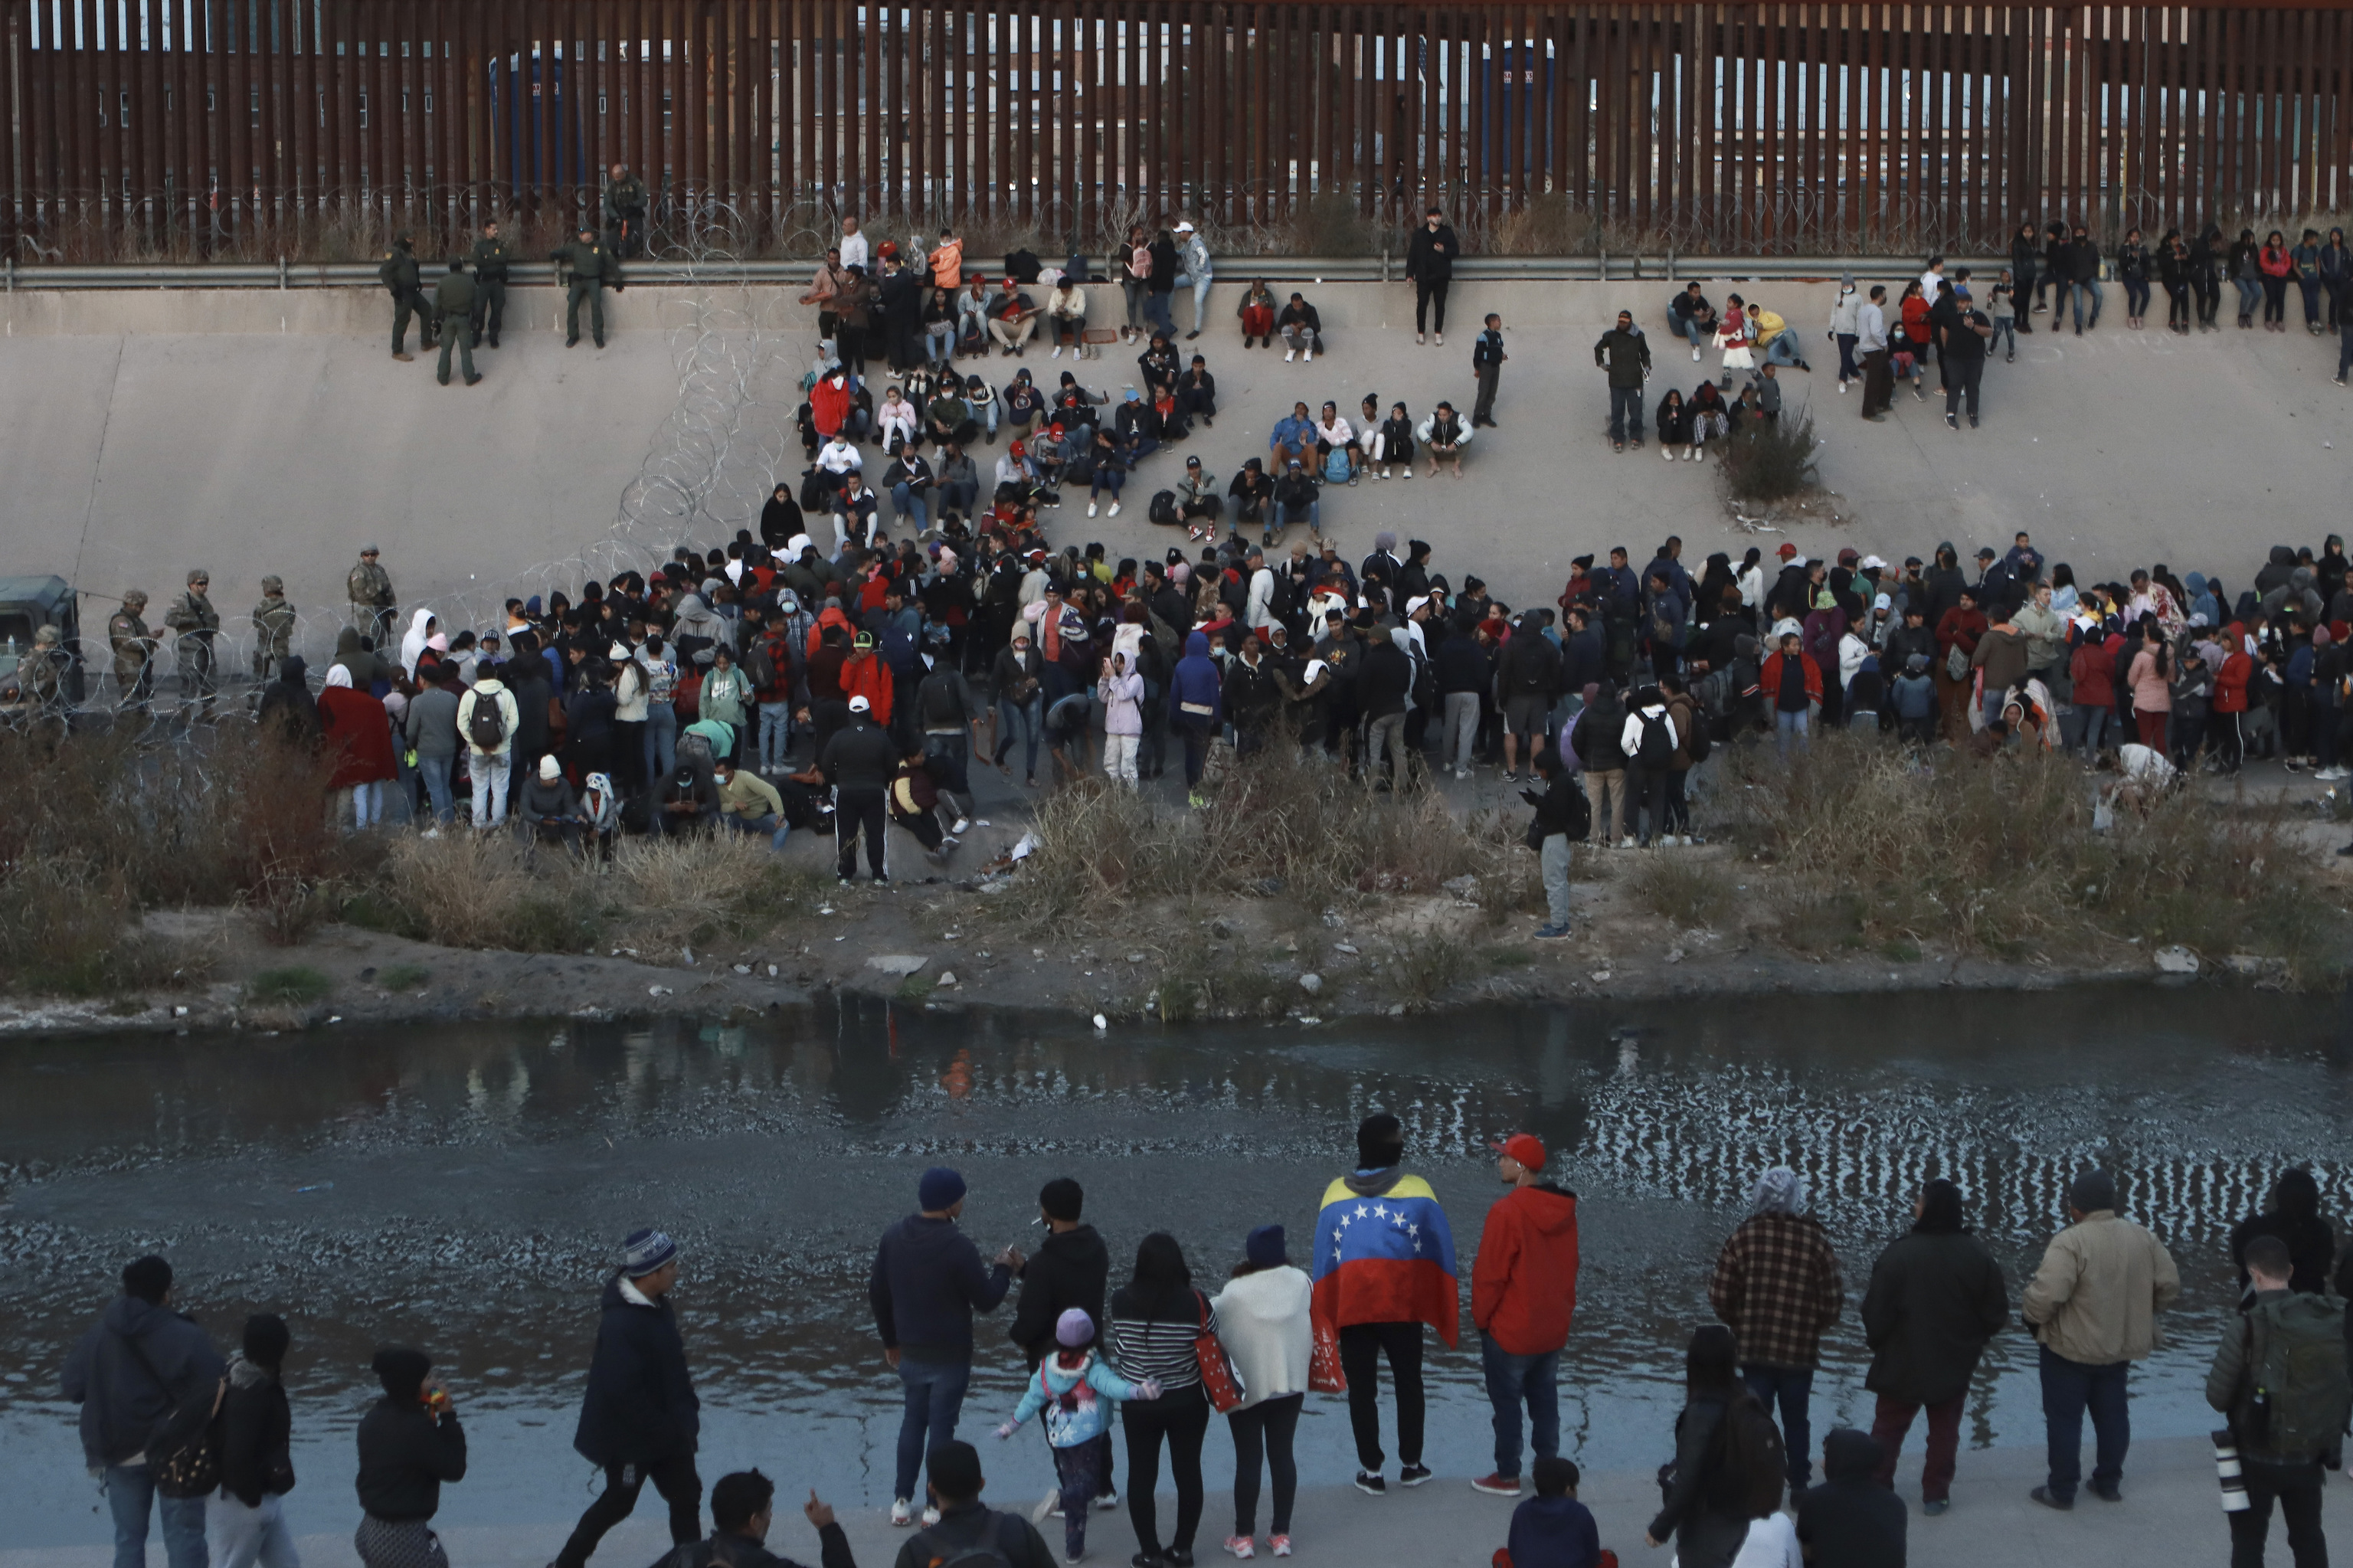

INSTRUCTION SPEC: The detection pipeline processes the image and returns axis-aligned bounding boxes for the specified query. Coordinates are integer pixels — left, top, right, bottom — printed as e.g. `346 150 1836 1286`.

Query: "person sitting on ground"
1269 401 1318 471
1314 401 1359 483
1370 402 1416 481
987 277 1039 356
1419 401 1471 478
876 385 921 452
655 1468 853 1568
1688 380 1730 459
1271 460 1322 542
1046 275 1088 359
1657 388 1692 460
1175 355 1219 431
1277 293 1324 362
1751 298 1810 370
1176 457 1222 531
1237 280 1279 348
1084 425 1128 519
1228 460 1275 544
1494 1457 1602 1568
889 748 959 863
1670 282 1718 360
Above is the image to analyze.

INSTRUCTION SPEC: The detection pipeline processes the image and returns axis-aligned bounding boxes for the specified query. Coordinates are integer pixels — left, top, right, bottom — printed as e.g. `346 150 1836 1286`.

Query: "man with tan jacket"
2020 1169 2181 1511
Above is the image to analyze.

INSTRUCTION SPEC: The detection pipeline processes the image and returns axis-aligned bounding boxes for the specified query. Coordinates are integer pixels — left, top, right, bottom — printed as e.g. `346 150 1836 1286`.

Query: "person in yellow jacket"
2019 1168 2181 1511
1751 299 1812 372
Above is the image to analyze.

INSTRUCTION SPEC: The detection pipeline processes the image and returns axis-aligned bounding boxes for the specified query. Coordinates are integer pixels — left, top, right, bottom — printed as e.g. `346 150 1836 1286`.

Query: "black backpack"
1684 709 1712 762
741 639 777 692
1149 489 1179 526
1706 1392 1788 1519
466 692 509 750
1004 248 1043 283
1637 710 1675 768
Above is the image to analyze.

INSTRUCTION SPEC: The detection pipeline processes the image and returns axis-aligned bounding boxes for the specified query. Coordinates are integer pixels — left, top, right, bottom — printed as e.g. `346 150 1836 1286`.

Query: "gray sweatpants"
1444 692 1481 771
1540 833 1572 928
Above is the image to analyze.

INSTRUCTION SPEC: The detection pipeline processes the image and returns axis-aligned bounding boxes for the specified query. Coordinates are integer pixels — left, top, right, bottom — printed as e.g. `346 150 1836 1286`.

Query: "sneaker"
1269 1540 1291 1558
1471 1473 1524 1496
1186 330 1201 341
1923 1499 1950 1517
1501 771 1517 783
1662 445 1676 460
921 1505 941 1527
1619 836 1637 849
1434 332 1443 346
1088 500 1100 517
1285 348 1297 362
1067 1556 1086 1566
1612 439 1625 452
1945 411 1958 429
1108 501 1121 516
1694 446 1706 461
1398 1465 1433 1488
1097 1491 1121 1511
1454 768 1469 780
2089 1484 2123 1503
1533 925 1569 941
952 817 970 834
892 1498 917 1527
1052 345 1064 358
1692 345 1702 361
1865 412 1888 423
1222 1540 1255 1561
2030 1487 2073 1512
1628 436 1643 449
1304 349 1314 362
1353 1470 1386 1495
1415 332 1425 345
1838 379 1847 392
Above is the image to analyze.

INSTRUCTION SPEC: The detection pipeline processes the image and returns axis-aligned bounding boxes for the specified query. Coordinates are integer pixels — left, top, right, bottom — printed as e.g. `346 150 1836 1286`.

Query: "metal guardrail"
3 253 2005 292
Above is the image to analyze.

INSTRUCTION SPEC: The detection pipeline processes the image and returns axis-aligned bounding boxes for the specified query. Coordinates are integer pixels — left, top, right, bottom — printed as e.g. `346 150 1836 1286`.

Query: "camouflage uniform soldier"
163 568 221 721
252 575 296 681
108 590 157 711
349 545 397 646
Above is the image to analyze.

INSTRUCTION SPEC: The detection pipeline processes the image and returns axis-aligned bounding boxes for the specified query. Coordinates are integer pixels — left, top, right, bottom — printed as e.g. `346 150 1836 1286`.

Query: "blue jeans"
1608 385 1643 443
1674 315 1711 351
105 1465 208 1568
925 322 956 362
418 754 455 823
2123 277 2152 317
1762 331 1803 367
722 811 791 850
2236 277 2265 319
2071 278 2103 329
758 701 794 772
643 705 679 830
1480 1334 1560 1480
1741 1363 1816 1488
1144 290 1176 337
1775 707 1811 757
1090 467 1125 500
1989 318 2015 356
996 696 1041 776
1173 272 1212 331
2039 1344 2129 1502
894 1357 974 1502
892 483 930 530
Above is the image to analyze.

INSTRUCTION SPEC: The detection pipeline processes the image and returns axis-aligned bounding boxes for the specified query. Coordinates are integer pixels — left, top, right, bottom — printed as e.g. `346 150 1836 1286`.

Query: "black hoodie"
1007 1223 1111 1365
1796 1428 1907 1567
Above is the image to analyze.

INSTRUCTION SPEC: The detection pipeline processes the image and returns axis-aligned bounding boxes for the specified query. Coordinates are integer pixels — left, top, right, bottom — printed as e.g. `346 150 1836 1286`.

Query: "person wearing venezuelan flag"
1311 1112 1459 1496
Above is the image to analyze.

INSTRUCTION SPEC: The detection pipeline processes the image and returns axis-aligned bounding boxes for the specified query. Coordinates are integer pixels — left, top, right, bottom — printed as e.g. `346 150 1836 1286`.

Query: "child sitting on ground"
1492 1457 1607 1568
997 1308 1161 1564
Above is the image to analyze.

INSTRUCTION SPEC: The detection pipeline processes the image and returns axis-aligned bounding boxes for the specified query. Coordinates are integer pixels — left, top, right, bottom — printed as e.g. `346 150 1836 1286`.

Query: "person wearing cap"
987 277 1039 355
515 751 584 853
107 590 158 712
1271 458 1322 542
1594 311 1648 450
162 568 221 723
870 1169 1023 1527
2021 1170 2180 1509
1212 1226 1314 1560
1710 1168 1844 1494
555 1230 702 1568
551 224 622 349
996 1307 1160 1563
820 691 899 881
1472 311 1510 427
1469 1134 1579 1498
1172 220 1214 338
249 574 296 684
354 1344 466 1568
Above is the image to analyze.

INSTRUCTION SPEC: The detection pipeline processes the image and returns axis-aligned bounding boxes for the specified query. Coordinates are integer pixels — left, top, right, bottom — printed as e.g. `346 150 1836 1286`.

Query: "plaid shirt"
1709 1212 1844 1369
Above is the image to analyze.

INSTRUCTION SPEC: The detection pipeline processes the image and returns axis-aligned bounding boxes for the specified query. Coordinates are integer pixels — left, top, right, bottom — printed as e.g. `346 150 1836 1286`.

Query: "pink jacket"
2127 648 2171 712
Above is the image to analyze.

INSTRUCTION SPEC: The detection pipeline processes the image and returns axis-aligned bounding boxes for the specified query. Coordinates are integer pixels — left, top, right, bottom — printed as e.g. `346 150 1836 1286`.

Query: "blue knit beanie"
919 1167 968 1211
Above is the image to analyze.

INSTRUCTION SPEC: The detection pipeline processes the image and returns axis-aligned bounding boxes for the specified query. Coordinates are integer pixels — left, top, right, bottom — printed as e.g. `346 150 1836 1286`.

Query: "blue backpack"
1322 444 1353 484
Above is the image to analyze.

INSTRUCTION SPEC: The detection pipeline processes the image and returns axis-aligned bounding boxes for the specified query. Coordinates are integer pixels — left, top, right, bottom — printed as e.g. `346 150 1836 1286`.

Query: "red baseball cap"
1491 1133 1547 1170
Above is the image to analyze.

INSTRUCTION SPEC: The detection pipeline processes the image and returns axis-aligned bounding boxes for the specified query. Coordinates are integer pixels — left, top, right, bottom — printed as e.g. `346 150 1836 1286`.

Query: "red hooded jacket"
1471 1182 1581 1356
2213 630 2254 715
841 649 895 725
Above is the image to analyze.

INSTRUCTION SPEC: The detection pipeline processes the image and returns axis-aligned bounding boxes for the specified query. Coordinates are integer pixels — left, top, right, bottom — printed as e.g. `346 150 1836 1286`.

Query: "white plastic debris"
2153 945 2200 975
1298 973 1324 994
1091 1013 1108 1031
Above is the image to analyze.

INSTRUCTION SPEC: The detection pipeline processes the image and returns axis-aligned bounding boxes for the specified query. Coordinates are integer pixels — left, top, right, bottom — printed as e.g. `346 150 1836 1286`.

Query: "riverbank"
0 1436 2224 1568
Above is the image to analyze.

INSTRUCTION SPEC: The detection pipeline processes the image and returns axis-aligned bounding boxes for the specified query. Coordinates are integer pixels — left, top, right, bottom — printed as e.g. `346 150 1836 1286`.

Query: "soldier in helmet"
108 590 157 712
252 574 296 683
349 545 397 647
2 624 70 736
379 231 433 362
163 568 221 722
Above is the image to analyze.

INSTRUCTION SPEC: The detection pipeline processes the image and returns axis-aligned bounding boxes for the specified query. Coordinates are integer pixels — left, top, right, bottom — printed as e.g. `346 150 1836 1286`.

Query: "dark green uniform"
107 603 155 709
434 270 481 385
552 237 620 347
379 241 431 355
467 230 513 345
603 173 650 256
251 588 296 680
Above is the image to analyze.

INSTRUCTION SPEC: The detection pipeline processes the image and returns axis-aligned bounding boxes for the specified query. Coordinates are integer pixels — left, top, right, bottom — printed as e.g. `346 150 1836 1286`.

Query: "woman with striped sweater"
1109 1234 1217 1568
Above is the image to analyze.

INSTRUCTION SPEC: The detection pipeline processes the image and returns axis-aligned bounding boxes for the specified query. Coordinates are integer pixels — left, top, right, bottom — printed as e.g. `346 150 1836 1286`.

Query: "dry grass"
1628 853 1740 929
1000 742 1497 932
1715 734 2348 984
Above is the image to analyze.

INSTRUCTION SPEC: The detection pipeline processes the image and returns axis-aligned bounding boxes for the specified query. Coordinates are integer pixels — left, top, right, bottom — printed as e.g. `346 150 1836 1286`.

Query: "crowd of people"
63 1113 2348 1568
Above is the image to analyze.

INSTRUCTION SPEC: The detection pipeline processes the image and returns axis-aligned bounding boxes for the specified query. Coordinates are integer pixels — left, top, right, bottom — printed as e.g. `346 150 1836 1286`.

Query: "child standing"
997 1308 1161 1565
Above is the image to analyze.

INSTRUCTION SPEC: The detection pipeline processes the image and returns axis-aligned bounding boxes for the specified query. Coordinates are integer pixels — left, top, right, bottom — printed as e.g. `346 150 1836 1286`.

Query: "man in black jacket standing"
1594 311 1649 452
1406 207 1457 345
1859 1179 2009 1513
555 1228 702 1568
1007 1178 1121 1514
61 1255 224 1568
822 693 902 883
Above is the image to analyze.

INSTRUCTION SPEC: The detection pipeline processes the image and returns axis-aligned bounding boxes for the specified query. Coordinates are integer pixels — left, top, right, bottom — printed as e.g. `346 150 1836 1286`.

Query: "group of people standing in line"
61 1102 2352 1568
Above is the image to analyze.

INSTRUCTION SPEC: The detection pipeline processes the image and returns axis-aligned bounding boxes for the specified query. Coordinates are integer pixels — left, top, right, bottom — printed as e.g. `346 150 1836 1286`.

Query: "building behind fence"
3 1 2348 263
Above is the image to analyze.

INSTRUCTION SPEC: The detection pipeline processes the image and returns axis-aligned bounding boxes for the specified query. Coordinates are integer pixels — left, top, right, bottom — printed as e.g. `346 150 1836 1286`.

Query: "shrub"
1718 404 1821 502
247 966 332 1004
1628 853 1738 929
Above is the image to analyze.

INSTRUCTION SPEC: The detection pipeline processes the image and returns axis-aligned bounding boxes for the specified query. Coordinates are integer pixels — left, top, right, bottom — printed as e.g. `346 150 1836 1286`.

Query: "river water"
2 987 2348 1547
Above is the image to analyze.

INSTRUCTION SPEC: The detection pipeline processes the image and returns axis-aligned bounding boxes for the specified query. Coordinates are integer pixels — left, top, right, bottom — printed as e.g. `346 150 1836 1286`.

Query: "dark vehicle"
0 575 86 704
